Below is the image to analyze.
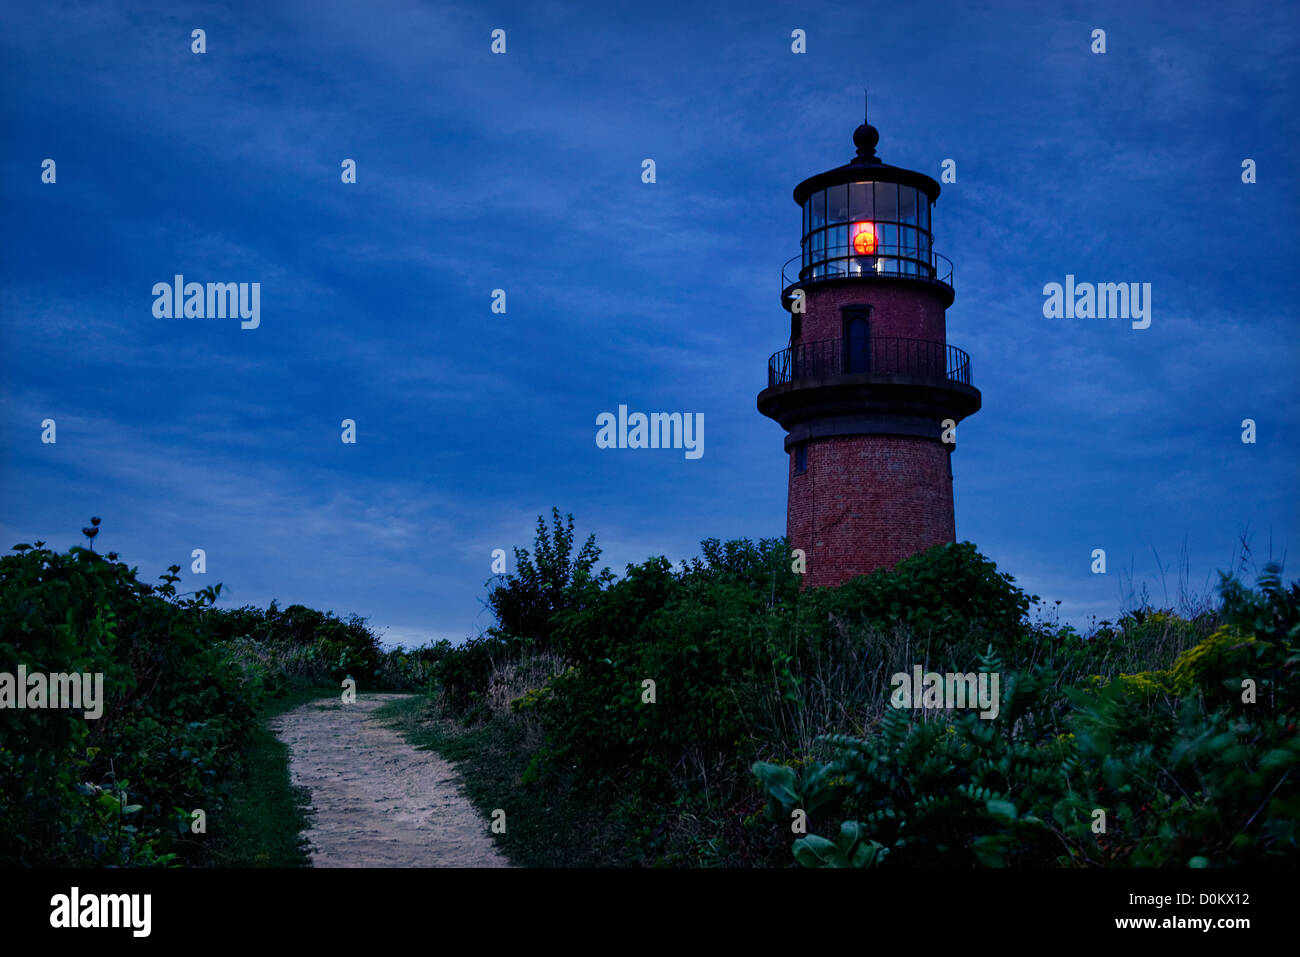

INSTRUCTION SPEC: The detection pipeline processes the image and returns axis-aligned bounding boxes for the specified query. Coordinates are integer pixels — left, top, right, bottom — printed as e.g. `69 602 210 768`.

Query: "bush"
759 565 1299 868
486 508 612 648
808 542 1034 645
426 509 615 712
209 603 384 685
0 534 261 866
544 553 789 794
433 633 528 713
540 539 1030 798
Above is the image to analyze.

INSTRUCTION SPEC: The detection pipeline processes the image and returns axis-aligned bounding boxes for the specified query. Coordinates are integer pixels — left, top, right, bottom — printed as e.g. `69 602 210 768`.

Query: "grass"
206 685 337 867
373 693 636 867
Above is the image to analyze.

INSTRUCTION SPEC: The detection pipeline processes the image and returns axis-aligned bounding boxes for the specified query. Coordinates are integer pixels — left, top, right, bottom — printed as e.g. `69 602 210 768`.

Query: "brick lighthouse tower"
757 110 981 589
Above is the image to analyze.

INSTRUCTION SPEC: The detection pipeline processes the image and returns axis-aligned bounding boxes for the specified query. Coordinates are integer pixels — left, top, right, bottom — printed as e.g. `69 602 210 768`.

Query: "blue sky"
2 0 1297 646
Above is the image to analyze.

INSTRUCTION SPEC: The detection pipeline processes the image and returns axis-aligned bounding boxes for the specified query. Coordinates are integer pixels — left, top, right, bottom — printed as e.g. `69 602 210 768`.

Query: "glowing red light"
852 222 877 255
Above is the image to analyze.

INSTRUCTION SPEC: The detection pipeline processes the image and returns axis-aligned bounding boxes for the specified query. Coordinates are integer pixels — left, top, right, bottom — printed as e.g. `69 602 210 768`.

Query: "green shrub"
539 538 798 795
762 565 1299 868
0 533 261 866
209 603 384 685
486 508 612 648
807 542 1034 645
433 632 530 712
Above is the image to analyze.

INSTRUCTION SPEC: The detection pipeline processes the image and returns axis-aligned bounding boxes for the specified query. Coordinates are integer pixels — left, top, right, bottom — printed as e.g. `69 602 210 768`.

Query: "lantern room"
800 180 931 278
782 119 952 307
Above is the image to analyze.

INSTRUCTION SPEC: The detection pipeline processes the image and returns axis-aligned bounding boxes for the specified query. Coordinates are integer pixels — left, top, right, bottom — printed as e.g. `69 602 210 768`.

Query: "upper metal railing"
766 336 972 389
782 244 954 293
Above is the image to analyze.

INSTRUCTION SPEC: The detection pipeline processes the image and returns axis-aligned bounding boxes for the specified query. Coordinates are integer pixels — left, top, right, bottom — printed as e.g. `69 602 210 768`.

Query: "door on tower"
843 307 870 374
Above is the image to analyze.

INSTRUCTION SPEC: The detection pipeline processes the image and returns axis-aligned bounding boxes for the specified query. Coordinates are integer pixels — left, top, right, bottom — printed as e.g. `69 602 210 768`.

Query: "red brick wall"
788 435 955 588
797 282 947 345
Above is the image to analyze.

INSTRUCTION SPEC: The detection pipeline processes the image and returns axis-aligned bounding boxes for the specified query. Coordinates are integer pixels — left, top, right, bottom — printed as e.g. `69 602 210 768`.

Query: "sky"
2 0 1297 647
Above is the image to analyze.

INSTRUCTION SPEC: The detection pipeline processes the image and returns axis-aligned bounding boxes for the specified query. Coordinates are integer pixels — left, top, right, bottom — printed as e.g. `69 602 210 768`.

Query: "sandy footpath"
270 693 509 867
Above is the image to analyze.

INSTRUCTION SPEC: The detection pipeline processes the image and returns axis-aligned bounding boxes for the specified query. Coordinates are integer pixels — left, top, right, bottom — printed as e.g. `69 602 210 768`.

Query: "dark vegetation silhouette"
0 520 430 866
3 512 1296 867
408 509 1299 867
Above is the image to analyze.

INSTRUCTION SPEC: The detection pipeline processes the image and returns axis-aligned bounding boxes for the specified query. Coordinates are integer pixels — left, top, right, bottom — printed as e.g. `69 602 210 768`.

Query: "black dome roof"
793 121 941 206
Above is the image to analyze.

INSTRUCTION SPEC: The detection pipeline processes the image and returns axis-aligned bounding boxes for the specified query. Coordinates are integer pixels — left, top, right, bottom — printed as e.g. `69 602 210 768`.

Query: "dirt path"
270 693 509 867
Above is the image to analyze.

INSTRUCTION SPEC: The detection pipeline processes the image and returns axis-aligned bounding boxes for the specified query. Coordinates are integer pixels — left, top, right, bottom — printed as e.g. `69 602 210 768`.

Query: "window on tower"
795 443 808 474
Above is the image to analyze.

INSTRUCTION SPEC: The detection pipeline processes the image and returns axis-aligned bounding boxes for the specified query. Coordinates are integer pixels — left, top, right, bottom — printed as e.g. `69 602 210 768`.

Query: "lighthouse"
757 111 981 589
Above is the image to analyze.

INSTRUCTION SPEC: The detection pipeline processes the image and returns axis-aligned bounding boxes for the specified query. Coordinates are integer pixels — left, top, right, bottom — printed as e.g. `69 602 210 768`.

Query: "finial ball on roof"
853 122 880 158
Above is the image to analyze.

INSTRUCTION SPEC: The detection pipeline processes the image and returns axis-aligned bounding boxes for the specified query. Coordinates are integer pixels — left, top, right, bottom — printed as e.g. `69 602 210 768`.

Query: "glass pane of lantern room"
918 201 932 276
849 182 872 223
802 200 810 270
899 226 918 276
827 224 848 275
826 184 848 227
874 182 899 224
899 187 917 228
810 190 826 233
898 190 918 276
878 222 898 272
